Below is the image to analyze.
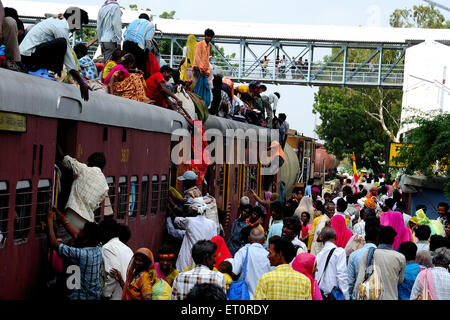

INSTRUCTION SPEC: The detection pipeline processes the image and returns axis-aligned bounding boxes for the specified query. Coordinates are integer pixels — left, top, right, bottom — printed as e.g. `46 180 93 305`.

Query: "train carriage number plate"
0 112 27 132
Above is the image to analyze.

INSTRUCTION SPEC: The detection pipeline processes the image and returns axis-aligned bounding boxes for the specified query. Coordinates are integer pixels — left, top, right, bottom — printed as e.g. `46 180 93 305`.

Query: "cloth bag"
193 74 211 108
227 248 250 300
203 195 220 234
356 247 383 300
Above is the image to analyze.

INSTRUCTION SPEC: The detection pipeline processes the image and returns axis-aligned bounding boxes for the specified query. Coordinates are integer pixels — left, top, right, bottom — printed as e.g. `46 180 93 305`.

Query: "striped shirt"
253 264 312 300
97 3 123 43
58 244 103 300
62 155 109 222
124 18 155 51
170 265 226 300
410 267 450 300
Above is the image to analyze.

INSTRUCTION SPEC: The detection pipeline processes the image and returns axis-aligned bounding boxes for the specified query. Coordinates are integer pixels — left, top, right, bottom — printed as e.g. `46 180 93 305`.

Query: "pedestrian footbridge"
15 0 450 88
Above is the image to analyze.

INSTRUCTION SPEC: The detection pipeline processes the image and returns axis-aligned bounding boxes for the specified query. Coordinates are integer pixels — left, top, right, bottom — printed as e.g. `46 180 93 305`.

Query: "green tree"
396 114 450 198
157 11 183 58
313 3 450 175
390 4 450 28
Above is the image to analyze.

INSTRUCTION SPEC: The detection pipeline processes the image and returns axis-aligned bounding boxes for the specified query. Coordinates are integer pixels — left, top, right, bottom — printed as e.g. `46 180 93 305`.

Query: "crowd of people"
43 141 450 301
0 1 286 131
2 1 449 302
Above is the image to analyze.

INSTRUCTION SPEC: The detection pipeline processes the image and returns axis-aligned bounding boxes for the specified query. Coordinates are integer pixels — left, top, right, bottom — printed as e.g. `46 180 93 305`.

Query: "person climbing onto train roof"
46 209 103 300
57 144 109 231
19 8 91 101
145 64 194 126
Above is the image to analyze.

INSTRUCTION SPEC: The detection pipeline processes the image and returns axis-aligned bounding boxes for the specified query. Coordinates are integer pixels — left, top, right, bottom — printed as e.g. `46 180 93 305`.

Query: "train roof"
0 69 272 139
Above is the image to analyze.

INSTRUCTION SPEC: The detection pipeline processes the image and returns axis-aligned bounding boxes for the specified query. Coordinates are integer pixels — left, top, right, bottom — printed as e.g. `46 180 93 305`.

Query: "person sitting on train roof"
46 210 103 300
101 47 123 81
73 43 99 81
57 144 109 231
273 113 289 148
19 9 90 101
105 53 153 104
123 13 155 79
0 6 21 71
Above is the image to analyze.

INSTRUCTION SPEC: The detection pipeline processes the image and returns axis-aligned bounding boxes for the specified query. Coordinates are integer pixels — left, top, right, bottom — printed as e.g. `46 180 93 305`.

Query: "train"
0 68 307 299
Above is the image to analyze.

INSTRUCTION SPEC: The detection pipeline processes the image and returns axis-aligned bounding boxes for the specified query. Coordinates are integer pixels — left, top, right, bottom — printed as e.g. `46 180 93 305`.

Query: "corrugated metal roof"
6 0 450 44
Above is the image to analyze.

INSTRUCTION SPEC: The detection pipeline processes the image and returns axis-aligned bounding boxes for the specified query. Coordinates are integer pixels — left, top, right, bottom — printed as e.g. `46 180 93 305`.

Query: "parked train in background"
0 69 280 299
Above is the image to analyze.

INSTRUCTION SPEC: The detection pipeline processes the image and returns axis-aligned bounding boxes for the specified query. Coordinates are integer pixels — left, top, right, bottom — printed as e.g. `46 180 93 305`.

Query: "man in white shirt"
19 9 90 100
232 227 272 299
97 0 122 62
315 226 350 300
174 198 218 271
99 218 133 300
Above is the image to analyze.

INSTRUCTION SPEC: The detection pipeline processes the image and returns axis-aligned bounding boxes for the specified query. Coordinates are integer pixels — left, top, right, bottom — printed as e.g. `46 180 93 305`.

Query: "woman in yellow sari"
110 248 171 300
179 35 197 84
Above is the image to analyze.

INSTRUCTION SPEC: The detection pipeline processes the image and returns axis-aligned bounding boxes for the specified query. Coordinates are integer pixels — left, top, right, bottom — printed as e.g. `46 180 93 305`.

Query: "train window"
14 180 33 244
106 177 116 212
245 167 250 192
218 166 224 197
117 176 128 221
150 175 159 216
234 167 238 193
35 179 52 237
160 175 168 214
0 182 9 248
129 176 139 218
250 166 258 191
140 176 149 217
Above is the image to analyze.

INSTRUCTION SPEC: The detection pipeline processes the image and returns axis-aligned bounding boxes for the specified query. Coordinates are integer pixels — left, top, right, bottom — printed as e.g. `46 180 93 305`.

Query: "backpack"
227 247 250 300
356 247 384 300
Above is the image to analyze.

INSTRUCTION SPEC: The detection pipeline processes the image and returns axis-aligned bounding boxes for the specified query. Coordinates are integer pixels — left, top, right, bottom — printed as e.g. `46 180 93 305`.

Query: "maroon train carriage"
0 68 280 299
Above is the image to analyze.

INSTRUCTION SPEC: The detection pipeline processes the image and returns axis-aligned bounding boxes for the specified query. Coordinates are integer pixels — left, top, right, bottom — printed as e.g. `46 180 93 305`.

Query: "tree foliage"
313 3 449 175
390 4 450 28
396 114 450 198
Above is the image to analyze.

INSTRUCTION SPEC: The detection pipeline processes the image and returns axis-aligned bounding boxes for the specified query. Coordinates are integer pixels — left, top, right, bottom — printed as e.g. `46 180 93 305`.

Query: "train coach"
0 68 281 299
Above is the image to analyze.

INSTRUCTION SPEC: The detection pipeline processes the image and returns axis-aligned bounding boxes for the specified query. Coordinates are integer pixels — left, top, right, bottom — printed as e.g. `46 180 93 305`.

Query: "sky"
17 0 450 139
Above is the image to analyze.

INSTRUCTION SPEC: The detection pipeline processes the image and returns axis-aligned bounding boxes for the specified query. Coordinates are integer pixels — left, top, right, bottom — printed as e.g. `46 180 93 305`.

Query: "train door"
54 119 78 214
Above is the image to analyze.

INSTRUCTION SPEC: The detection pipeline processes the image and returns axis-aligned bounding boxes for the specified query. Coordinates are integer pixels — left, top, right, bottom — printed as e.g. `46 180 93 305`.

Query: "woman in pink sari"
380 211 412 250
292 253 322 300
330 215 353 248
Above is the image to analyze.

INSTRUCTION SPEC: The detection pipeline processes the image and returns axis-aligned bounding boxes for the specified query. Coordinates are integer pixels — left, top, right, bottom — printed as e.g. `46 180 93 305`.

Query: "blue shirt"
347 242 377 298
398 263 426 300
58 244 103 300
265 220 283 245
124 18 155 51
